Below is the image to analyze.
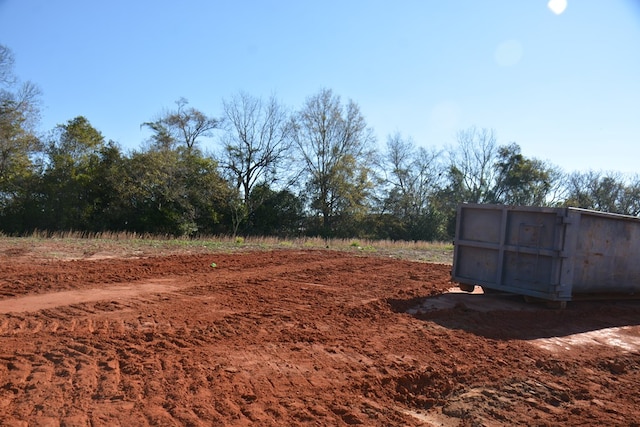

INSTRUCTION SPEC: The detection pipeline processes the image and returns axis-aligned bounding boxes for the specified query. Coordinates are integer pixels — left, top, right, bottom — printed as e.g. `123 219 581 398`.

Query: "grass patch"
0 233 454 263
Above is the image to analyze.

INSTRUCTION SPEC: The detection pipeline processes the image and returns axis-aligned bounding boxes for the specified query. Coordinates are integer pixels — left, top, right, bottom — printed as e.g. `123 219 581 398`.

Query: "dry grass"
0 232 454 264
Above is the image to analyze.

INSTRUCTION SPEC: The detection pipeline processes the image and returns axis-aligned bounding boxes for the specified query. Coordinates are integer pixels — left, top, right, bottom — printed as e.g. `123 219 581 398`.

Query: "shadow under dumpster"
387 286 640 349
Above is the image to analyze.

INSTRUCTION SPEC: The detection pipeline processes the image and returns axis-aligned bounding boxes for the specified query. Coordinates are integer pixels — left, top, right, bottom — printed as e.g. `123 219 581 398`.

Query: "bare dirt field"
0 240 639 426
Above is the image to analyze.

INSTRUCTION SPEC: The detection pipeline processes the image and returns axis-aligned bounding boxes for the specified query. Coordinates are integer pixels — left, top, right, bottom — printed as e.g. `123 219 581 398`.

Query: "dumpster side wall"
571 209 640 294
452 204 640 301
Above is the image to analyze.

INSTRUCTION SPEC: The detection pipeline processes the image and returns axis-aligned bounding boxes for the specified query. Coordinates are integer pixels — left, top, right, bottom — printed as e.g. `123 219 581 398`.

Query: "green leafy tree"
40 116 106 230
119 147 233 235
490 143 557 206
83 141 130 231
291 88 376 237
248 184 304 237
326 152 376 237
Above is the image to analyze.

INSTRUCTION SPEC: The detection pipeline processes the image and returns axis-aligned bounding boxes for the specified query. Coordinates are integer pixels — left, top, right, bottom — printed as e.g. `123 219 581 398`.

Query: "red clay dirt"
0 246 639 426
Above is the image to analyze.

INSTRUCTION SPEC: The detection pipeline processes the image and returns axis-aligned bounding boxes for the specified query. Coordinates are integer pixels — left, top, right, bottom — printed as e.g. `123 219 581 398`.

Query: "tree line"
1 44 639 240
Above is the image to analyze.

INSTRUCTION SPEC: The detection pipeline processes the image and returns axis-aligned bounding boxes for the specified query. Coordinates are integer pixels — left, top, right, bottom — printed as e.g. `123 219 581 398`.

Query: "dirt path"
0 249 639 426
0 280 181 314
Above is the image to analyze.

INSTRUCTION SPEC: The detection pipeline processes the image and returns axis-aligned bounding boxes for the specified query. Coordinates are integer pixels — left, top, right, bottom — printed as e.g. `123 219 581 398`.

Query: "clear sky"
1 0 639 175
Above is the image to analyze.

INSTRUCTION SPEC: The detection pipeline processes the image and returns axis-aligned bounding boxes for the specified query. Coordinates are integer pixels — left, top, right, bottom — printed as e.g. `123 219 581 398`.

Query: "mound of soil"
0 248 639 426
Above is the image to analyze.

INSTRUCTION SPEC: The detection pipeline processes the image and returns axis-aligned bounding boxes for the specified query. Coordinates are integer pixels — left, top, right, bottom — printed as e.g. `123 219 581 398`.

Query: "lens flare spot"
548 0 567 15
494 39 523 67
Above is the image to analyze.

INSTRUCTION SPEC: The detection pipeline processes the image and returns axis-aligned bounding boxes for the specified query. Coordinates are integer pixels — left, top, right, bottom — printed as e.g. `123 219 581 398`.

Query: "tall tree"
430 126 500 238
40 116 106 229
447 126 498 204
380 132 443 240
291 88 376 237
219 92 294 224
0 45 41 218
81 140 130 231
142 98 220 150
490 143 556 206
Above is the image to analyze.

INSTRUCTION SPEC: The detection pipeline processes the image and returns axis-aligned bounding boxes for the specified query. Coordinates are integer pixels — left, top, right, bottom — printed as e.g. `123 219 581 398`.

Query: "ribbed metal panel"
452 204 640 302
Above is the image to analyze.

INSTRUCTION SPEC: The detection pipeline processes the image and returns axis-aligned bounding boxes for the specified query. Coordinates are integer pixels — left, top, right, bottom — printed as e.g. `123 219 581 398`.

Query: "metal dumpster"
452 203 640 304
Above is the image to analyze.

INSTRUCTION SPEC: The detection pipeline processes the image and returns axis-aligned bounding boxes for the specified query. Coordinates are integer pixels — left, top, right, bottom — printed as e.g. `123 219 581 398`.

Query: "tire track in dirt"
0 251 353 336
3 249 638 425
0 280 181 315
0 251 442 425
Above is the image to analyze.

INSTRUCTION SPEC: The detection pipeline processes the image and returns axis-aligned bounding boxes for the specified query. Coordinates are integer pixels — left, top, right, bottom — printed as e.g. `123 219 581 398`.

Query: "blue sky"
1 0 639 174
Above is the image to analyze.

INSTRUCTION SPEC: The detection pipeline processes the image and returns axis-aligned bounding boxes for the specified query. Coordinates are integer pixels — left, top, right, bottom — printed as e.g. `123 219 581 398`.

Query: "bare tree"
142 98 220 150
384 132 414 197
447 126 498 203
0 44 17 86
544 166 569 207
219 92 293 208
291 88 376 235
623 175 640 217
563 171 640 216
0 45 40 133
383 132 442 217
380 132 444 239
0 45 41 204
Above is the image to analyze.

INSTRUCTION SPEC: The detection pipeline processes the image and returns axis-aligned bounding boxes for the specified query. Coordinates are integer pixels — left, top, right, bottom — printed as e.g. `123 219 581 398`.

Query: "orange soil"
0 247 639 426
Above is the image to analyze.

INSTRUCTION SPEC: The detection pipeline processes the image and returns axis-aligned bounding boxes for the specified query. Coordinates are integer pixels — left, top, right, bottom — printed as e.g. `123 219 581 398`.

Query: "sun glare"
548 0 568 15
494 39 524 67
